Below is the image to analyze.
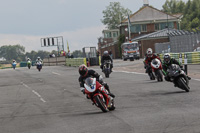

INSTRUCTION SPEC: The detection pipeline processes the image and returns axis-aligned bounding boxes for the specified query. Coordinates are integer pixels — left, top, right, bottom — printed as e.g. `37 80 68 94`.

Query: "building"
97 29 120 59
98 2 183 59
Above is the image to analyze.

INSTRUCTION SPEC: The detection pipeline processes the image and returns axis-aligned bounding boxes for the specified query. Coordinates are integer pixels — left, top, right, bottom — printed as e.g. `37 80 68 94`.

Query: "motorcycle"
103 60 112 78
167 64 190 92
27 61 31 69
36 61 42 71
12 62 17 69
151 58 163 82
84 77 115 112
145 62 155 80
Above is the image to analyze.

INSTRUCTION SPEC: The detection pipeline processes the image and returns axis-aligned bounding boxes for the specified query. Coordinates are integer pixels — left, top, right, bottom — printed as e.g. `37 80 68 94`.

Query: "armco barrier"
43 56 66 66
160 52 200 64
66 58 87 67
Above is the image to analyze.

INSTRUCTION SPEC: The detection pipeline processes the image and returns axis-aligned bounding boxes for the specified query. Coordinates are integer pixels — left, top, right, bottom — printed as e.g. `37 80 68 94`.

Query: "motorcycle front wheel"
94 95 109 112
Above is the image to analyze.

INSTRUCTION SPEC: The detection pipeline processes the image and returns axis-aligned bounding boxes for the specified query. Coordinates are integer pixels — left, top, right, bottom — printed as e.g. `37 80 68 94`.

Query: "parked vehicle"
167 64 190 92
151 58 163 82
84 77 115 112
36 61 42 71
103 60 111 78
121 41 140 61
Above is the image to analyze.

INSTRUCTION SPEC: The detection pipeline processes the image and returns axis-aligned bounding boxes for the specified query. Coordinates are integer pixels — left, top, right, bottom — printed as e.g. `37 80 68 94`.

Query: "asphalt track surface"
0 60 200 133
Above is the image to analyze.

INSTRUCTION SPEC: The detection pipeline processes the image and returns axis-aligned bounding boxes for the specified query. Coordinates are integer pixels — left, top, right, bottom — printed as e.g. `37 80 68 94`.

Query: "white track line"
21 82 46 103
52 72 61 75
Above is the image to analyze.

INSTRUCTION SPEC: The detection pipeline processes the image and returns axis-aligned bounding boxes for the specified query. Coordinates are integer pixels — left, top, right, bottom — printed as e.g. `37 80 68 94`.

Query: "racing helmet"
163 53 171 64
37 57 41 60
103 51 109 56
146 48 153 57
79 64 88 77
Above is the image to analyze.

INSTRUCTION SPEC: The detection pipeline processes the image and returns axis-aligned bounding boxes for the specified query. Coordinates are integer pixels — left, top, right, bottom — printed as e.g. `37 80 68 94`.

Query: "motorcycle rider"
100 51 113 72
35 57 43 64
27 58 31 62
78 64 115 98
144 48 161 79
162 53 191 81
12 60 16 63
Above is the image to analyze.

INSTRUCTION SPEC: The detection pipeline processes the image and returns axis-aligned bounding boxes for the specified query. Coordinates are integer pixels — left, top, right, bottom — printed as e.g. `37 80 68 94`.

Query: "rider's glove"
80 87 85 94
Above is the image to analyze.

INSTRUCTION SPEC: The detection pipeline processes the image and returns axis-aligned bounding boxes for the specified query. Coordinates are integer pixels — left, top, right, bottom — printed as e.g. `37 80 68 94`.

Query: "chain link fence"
155 31 200 53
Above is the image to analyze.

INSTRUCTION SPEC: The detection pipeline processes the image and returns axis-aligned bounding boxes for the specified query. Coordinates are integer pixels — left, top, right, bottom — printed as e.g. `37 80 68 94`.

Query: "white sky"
0 0 188 52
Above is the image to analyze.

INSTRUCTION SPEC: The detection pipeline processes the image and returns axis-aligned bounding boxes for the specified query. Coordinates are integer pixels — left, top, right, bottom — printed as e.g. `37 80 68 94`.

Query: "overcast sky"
0 0 188 53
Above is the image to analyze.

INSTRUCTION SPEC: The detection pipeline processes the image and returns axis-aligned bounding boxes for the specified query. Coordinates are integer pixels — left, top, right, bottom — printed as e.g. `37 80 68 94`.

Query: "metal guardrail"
159 52 200 65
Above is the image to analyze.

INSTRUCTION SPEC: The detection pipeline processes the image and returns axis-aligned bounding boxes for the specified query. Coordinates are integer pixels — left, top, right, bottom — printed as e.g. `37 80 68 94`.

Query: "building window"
112 32 118 37
105 32 111 38
131 24 141 33
141 24 147 32
155 23 160 30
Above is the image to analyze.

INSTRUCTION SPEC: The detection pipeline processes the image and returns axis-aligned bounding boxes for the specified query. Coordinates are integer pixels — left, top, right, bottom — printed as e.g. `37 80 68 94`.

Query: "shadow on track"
151 90 187 96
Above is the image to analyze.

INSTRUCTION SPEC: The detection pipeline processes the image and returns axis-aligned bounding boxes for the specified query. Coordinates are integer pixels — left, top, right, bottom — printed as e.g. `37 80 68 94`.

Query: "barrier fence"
66 58 87 67
159 52 200 65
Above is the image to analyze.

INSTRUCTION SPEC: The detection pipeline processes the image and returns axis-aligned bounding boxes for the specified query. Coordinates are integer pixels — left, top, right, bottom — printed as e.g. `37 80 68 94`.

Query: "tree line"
162 0 200 31
0 44 85 64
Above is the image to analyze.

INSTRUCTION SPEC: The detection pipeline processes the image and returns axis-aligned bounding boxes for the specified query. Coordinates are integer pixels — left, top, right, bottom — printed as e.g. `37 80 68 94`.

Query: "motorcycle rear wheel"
108 99 115 111
94 95 109 112
157 70 163 82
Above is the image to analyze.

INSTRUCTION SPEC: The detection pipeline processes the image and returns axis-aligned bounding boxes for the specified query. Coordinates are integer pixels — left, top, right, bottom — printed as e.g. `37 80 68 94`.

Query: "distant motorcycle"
27 61 31 69
151 58 163 82
12 62 17 69
84 77 115 112
36 61 42 71
103 60 112 78
167 64 190 92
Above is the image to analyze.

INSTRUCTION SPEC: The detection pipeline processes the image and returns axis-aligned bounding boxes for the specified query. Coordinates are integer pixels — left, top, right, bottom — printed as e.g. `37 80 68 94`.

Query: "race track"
0 61 200 133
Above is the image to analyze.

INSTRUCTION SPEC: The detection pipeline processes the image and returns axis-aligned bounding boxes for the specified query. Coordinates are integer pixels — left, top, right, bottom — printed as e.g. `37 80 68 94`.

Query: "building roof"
122 6 180 24
131 28 193 41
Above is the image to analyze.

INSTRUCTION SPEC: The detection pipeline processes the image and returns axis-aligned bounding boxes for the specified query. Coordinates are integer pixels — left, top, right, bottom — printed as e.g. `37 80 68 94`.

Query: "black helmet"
164 53 171 64
79 64 88 77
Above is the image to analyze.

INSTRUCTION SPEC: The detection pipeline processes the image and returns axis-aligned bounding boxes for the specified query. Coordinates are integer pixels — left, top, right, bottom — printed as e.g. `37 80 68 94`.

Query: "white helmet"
146 48 153 57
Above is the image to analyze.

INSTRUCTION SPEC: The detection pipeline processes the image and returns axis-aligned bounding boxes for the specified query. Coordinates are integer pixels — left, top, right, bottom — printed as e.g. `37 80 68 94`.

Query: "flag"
127 14 132 40
128 14 132 27
67 41 69 53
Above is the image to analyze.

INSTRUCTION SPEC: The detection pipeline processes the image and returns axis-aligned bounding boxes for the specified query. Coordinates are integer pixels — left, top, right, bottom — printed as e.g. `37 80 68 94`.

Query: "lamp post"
125 28 128 41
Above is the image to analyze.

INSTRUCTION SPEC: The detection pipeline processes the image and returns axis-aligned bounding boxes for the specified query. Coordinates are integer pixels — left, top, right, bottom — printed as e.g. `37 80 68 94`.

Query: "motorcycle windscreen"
84 77 96 93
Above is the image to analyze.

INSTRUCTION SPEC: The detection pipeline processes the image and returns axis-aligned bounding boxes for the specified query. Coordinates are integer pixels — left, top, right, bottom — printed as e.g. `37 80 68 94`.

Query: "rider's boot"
187 76 191 80
103 83 115 98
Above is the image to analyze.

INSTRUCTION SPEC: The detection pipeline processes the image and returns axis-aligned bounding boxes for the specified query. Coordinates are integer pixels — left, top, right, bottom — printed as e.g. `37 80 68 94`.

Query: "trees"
101 2 132 29
71 50 83 58
162 0 200 31
0 45 25 62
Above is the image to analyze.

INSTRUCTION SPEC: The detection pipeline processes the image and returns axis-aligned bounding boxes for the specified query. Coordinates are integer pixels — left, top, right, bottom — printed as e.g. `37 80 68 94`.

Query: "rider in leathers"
144 48 161 79
100 51 113 72
162 53 191 81
78 64 115 98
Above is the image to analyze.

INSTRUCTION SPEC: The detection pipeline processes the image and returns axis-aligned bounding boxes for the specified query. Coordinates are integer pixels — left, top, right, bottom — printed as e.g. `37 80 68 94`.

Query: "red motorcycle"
151 58 163 82
84 77 115 112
